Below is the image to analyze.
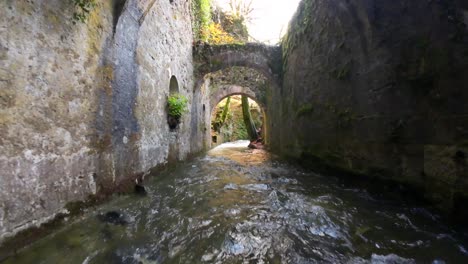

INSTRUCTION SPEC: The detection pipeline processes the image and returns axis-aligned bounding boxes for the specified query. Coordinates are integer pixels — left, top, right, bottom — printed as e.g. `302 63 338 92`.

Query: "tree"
228 0 254 22
241 95 258 141
220 96 231 125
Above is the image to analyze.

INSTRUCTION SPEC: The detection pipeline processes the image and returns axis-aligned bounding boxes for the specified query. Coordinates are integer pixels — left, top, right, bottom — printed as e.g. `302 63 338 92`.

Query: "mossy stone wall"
275 0 468 214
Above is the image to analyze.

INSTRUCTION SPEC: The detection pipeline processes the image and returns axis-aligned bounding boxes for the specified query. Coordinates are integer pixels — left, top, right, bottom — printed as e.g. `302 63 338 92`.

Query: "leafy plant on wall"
167 93 189 129
72 0 97 23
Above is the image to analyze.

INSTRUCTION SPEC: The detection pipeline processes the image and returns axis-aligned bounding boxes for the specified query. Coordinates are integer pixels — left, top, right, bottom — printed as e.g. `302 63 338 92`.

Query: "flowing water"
3 141 468 264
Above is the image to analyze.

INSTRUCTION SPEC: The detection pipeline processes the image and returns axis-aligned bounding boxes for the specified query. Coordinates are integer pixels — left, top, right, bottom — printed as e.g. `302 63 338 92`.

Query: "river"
4 141 468 263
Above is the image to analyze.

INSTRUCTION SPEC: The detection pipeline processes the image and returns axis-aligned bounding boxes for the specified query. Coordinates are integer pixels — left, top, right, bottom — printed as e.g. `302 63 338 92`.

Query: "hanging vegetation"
72 0 97 23
167 93 189 129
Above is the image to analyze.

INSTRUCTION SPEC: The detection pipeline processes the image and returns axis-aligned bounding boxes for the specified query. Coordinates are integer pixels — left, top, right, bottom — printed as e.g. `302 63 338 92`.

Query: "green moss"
331 64 351 80
336 108 356 128
281 0 314 66
296 104 314 118
72 0 97 24
210 58 223 68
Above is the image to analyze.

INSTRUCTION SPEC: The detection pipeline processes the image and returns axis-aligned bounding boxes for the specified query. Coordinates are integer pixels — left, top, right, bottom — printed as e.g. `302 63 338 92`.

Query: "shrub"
201 23 238 44
167 93 189 119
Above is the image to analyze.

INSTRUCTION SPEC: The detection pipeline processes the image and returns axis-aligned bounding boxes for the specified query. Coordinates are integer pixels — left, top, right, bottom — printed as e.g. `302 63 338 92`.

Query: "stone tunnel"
0 0 467 252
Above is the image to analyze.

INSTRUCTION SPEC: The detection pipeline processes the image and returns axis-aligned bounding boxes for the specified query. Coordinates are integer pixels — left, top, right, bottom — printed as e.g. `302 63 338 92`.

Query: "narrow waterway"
4 141 468 263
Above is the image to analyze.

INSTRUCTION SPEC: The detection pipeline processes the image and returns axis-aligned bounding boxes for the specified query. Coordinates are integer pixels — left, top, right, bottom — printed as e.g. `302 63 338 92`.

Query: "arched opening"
169 75 179 94
210 94 265 149
167 75 184 130
196 66 273 151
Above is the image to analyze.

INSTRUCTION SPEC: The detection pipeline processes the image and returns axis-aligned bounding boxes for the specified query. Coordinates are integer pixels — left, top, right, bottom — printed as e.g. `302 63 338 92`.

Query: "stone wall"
0 0 201 242
276 0 468 214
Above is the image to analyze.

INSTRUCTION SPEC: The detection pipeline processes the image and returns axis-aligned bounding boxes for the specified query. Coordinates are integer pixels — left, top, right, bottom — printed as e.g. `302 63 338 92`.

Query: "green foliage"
212 96 259 142
231 119 248 140
201 23 238 44
192 0 212 40
192 0 249 44
217 13 249 42
241 95 258 141
212 98 232 132
220 97 231 124
167 93 188 119
72 0 97 23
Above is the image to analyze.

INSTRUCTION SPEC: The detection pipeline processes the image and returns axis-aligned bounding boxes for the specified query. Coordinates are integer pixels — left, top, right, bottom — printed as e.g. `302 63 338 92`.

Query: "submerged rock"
97 211 128 226
248 138 264 149
135 184 147 195
241 183 269 191
224 183 239 190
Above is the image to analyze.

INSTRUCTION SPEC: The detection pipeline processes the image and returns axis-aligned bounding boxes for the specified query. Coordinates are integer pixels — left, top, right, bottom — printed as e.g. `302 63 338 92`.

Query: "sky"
214 0 302 44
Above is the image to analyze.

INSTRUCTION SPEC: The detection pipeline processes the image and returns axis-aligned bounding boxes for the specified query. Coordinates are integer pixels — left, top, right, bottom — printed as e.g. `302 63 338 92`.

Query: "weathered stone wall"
132 0 196 170
276 0 468 213
0 0 200 242
0 0 114 241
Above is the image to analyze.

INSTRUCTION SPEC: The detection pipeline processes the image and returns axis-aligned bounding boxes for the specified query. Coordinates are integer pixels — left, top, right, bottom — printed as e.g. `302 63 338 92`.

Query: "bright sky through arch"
214 0 302 44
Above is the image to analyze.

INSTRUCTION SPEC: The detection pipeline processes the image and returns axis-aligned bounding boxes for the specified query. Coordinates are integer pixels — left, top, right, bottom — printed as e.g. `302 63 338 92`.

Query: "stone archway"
210 85 265 112
193 43 283 88
198 66 274 149
209 92 268 148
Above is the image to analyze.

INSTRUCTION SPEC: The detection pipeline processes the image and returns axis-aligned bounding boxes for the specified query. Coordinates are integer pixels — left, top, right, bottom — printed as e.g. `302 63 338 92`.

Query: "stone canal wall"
276 0 468 214
0 0 203 242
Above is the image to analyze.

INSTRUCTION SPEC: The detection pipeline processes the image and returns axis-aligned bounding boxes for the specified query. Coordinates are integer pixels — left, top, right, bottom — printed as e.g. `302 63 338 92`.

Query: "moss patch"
296 104 314 118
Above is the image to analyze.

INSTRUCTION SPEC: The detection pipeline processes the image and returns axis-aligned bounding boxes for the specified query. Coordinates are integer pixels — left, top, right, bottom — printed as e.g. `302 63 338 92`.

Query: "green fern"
167 93 189 119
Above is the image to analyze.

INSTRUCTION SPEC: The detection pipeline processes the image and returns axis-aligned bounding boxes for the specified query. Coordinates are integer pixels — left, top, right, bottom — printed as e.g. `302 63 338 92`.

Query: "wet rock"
97 211 128 226
224 208 241 216
135 184 147 195
224 183 239 190
241 183 269 191
248 140 264 149
371 253 415 264
201 253 215 261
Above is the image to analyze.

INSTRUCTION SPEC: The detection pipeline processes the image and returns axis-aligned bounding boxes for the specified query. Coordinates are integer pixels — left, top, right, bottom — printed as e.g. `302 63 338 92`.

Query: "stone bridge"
193 43 283 87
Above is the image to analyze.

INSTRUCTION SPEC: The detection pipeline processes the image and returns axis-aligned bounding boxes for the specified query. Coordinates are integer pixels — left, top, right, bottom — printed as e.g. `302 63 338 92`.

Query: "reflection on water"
4 140 468 263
